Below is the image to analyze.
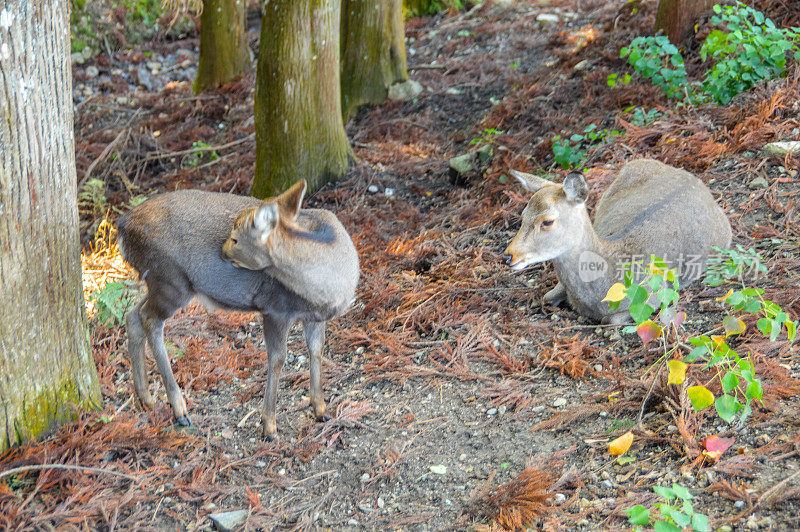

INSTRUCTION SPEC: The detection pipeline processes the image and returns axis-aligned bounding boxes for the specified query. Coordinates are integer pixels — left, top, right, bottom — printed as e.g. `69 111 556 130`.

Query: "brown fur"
118 180 359 440
505 159 732 323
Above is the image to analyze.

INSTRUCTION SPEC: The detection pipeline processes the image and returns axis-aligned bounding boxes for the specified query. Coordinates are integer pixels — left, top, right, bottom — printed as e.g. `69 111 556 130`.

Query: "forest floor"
2 0 800 530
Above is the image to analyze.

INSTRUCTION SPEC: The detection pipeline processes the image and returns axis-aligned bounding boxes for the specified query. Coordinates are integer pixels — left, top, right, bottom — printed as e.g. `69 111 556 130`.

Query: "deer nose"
503 254 513 265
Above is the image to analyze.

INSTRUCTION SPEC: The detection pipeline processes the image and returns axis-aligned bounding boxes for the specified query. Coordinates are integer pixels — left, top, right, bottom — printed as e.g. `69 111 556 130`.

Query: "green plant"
620 35 696 102
78 178 109 219
625 106 663 126
183 141 220 168
552 124 621 169
701 2 800 105
404 0 465 18
91 280 139 327
627 483 709 532
605 250 796 424
470 128 504 146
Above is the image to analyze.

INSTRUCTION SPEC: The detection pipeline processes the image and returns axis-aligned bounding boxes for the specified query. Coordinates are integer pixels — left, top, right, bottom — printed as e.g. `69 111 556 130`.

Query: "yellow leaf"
667 360 687 385
687 385 715 411
602 283 627 303
723 316 746 337
609 431 634 456
716 288 733 302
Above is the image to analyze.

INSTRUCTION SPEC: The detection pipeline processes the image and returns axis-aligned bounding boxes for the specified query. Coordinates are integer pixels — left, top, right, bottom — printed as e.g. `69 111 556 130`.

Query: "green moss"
3 376 102 452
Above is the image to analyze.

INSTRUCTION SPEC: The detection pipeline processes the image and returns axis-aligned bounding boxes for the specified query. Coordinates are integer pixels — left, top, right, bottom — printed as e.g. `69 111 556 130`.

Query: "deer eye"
541 219 555 228
230 238 238 245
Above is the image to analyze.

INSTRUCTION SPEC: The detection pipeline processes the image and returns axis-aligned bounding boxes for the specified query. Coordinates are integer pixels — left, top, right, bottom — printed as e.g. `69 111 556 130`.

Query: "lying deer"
504 159 731 324
118 180 359 440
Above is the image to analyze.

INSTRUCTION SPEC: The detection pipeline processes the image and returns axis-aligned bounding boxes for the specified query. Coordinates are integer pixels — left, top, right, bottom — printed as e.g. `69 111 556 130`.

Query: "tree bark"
193 0 251 92
0 0 102 451
655 0 716 44
252 0 354 198
340 0 408 120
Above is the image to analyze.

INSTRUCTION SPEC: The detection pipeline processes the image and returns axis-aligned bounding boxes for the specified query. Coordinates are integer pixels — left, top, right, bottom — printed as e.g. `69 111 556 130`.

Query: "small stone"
356 346 365 354
208 510 248 532
116 96 128 105
458 453 467 461
136 65 156 91
71 52 85 65
85 66 99 78
748 176 769 189
278 468 286 476
608 331 621 341
553 493 567 504
256 461 266 468
498 405 507 415
360 473 370 482
384 188 394 197
717 526 733 532
602 479 613 489
377 496 385 509
449 153 474 175
746 514 759 529
762 141 800 156
600 471 611 480
486 407 498 416
552 397 567 408
734 500 745 509
347 519 359 527
550 314 560 321
573 59 590 71
445 87 462 95
388 79 422 101
667 424 678 432
536 13 559 24
594 364 603 372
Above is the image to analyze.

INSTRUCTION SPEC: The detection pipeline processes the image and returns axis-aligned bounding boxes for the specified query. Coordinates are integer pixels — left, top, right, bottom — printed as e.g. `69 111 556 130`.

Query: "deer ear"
509 169 553 193
563 172 589 204
253 203 279 244
276 179 307 220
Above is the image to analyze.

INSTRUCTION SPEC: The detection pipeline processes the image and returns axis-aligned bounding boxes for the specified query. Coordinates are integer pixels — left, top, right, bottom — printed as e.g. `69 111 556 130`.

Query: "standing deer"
118 180 359 440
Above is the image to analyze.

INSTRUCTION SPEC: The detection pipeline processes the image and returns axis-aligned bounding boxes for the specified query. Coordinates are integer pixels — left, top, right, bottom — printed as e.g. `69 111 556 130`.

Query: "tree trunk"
0 0 102 452
252 0 354 198
655 0 716 44
193 0 251 92
340 0 408 120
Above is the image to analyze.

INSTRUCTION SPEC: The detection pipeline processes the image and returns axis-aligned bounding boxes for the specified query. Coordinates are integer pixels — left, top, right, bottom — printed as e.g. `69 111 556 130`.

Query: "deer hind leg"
139 282 192 425
303 320 330 422
544 282 567 306
261 314 290 441
126 298 153 409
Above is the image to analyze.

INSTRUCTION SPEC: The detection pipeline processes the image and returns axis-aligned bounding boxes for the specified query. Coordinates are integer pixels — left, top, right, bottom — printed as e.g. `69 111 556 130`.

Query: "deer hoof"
317 413 331 422
175 414 192 427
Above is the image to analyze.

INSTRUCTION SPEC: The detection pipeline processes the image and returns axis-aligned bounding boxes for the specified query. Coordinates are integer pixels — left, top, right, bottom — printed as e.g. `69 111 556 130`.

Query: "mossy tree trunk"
655 0 716 44
252 0 354 198
340 0 408 120
193 0 251 92
0 0 102 452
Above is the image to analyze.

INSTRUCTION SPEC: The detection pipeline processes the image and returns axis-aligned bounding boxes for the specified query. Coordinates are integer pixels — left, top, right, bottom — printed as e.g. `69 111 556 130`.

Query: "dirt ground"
2 0 800 530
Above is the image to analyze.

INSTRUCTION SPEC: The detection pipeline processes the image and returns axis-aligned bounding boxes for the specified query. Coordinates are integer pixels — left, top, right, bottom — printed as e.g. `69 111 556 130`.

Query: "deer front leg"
126 299 154 409
303 320 330 422
261 314 290 441
543 282 567 306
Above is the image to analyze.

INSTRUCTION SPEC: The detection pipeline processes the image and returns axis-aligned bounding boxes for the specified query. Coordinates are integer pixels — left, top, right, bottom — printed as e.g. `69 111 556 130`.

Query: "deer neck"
551 210 620 313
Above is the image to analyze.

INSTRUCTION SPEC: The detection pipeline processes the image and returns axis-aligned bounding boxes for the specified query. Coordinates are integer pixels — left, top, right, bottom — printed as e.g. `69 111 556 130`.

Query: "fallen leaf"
716 289 733 302
603 283 627 303
609 431 634 456
667 360 687 385
702 435 735 461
